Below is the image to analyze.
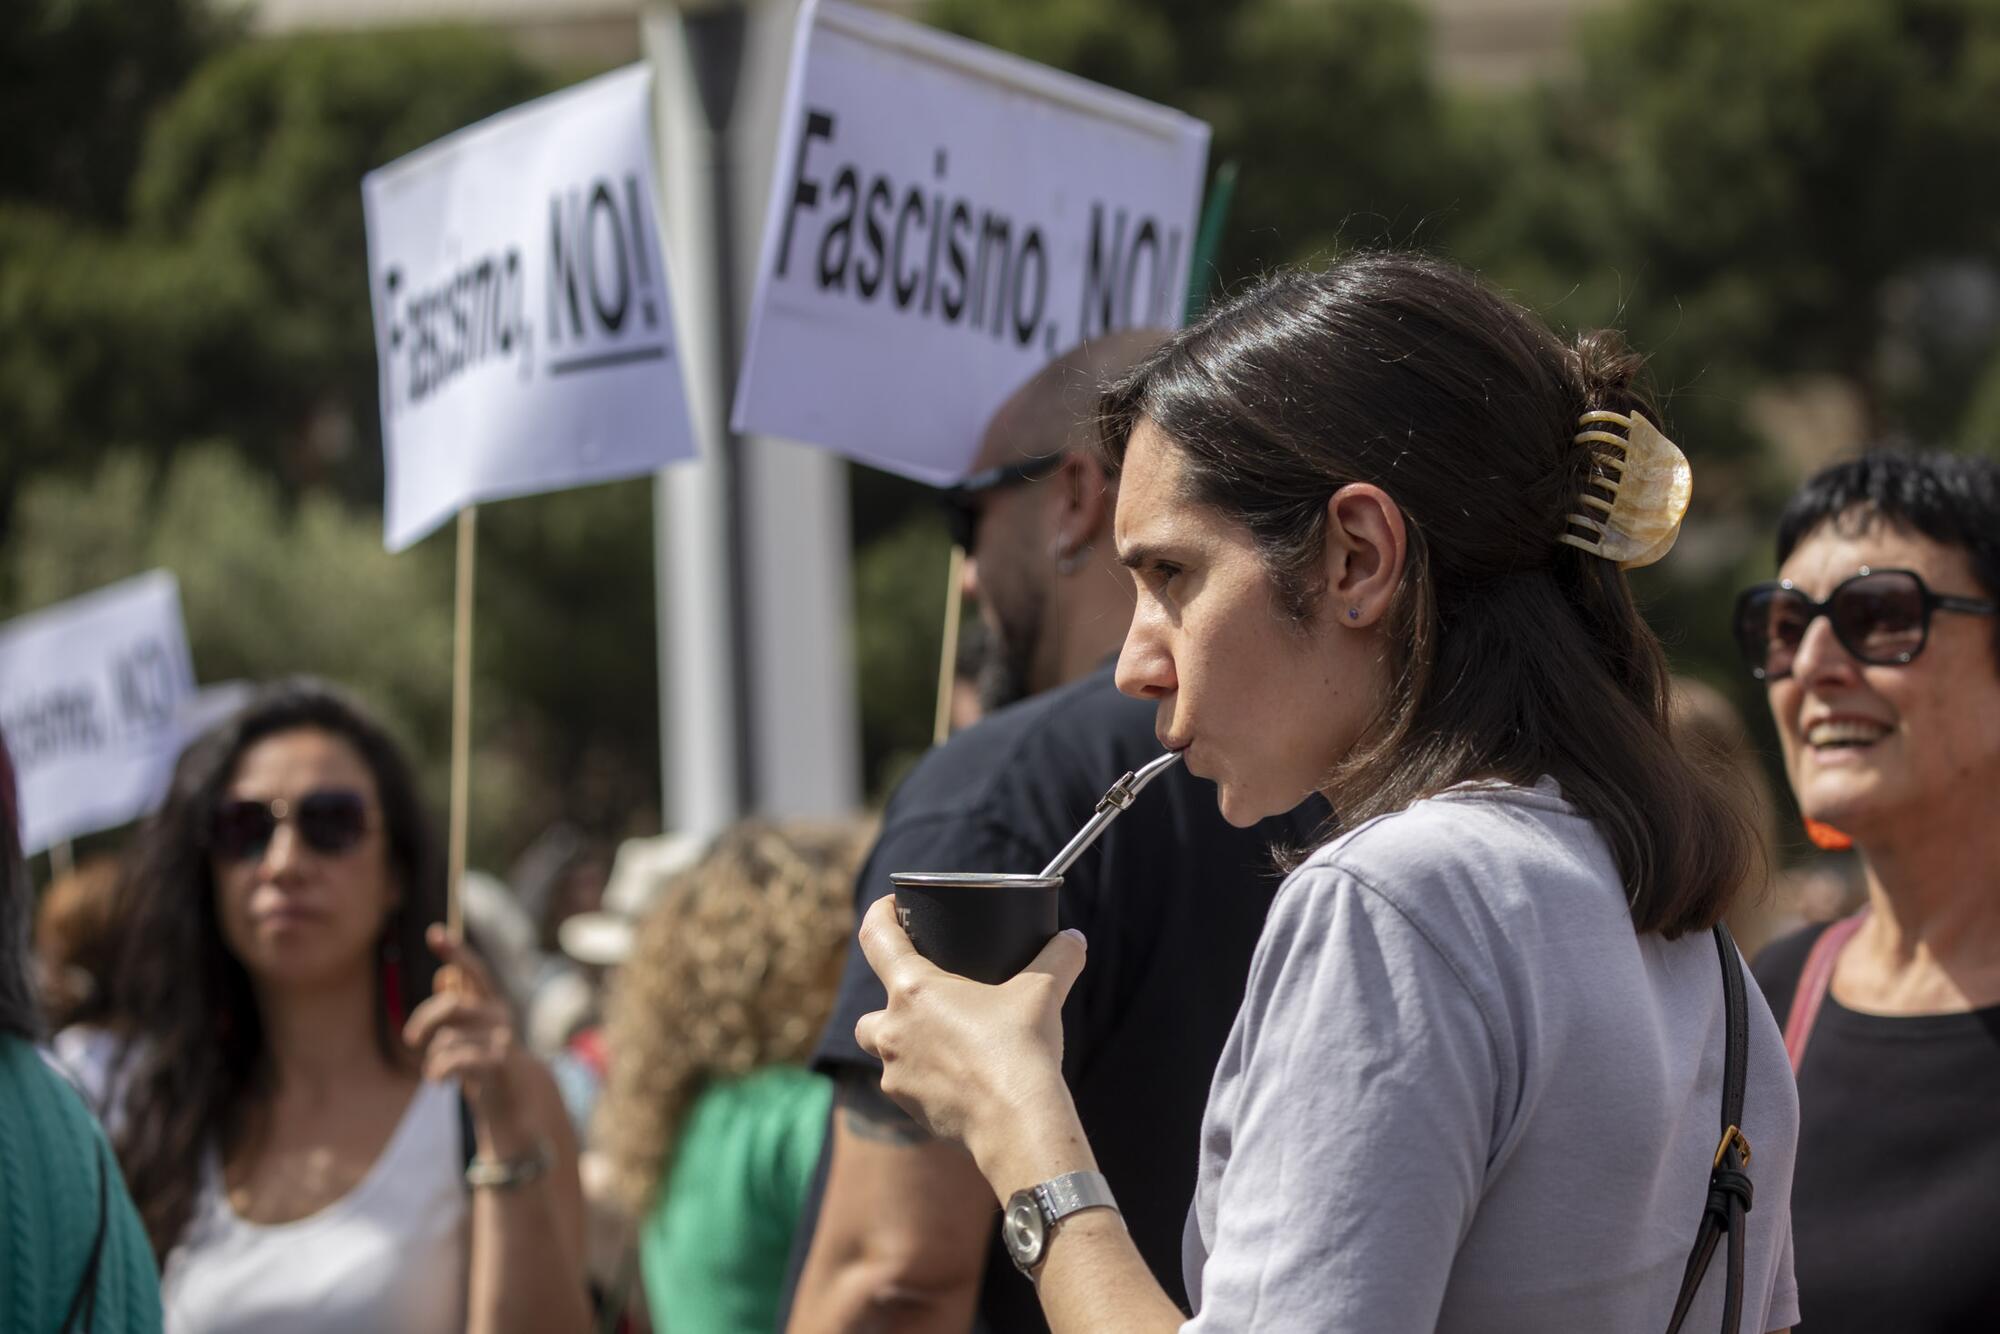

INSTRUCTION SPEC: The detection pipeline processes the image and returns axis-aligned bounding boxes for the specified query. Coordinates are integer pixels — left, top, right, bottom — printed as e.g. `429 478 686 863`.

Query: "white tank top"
160 1079 469 1334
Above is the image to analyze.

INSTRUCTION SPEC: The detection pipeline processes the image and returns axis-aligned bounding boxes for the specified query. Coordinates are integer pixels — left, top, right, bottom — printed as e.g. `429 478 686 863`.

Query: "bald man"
781 338 1320 1333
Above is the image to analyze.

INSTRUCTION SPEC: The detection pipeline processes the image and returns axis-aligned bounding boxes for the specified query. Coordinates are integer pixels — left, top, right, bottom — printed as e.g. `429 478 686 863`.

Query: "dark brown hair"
103 677 443 1261
1099 253 1755 938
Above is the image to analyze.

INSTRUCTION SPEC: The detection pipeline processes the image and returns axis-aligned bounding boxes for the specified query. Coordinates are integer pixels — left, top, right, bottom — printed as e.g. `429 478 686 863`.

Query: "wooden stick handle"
932 545 966 746
447 505 478 941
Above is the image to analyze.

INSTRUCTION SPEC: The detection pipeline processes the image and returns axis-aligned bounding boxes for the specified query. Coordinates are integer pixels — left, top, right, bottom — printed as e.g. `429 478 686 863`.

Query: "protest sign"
0 572 197 854
732 0 1211 485
364 64 699 552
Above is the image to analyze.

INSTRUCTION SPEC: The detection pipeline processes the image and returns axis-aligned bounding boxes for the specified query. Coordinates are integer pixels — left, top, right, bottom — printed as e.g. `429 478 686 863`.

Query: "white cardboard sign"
732 0 1211 485
0 572 197 854
364 64 698 552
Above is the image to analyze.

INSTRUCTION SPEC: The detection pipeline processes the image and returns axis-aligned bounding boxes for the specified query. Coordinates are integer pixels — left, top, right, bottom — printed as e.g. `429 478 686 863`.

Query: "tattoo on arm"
836 1070 933 1147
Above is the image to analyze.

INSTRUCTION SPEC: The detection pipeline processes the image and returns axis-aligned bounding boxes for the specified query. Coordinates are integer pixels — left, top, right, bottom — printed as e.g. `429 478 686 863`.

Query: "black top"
1753 923 2000 1334
790 664 1320 1332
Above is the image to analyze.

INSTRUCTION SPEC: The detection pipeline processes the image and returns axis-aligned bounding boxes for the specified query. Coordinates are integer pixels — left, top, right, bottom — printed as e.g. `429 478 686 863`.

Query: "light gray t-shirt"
1182 779 1798 1332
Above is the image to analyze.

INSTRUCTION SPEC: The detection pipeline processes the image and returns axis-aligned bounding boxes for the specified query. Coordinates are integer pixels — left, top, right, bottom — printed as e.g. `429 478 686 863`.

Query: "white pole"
727 0 861 818
645 0 861 832
645 4 747 843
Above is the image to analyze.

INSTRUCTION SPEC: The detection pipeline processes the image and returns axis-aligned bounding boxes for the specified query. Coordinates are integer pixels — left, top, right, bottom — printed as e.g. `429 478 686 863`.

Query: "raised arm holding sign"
363 62 702 933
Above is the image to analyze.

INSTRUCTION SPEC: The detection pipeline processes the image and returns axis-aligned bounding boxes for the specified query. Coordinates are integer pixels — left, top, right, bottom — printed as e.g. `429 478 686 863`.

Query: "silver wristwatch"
1003 1170 1120 1274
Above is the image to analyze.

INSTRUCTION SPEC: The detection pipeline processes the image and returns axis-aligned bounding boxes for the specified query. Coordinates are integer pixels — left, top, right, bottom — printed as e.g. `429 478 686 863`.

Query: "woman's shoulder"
0 1034 117 1223
662 1067 831 1216
0 1036 163 1334
0 1032 77 1110
1267 779 1624 1010
691 1065 832 1129
1290 780 1600 909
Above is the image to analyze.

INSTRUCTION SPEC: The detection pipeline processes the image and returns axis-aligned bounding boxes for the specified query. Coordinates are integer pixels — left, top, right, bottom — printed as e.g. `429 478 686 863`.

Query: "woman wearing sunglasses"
59 678 588 1334
1736 453 2000 1334
849 254 1799 1333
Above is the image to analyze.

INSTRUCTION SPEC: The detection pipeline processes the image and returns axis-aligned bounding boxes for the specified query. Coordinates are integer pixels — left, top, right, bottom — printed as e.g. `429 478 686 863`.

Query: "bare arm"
785 1070 992 1334
848 903 1183 1334
409 928 591 1334
466 1054 591 1334
974 1091 1183 1334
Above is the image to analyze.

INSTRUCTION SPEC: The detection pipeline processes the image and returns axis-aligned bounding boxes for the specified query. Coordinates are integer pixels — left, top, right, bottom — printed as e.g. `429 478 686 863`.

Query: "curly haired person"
597 820 868 1334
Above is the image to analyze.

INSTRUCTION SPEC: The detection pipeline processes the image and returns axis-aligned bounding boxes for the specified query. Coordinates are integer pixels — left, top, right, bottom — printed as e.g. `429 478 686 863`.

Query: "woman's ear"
1323 483 1406 626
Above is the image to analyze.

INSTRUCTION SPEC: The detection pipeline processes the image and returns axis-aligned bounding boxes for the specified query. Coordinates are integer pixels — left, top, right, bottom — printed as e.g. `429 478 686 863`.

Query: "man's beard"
970 582 1044 714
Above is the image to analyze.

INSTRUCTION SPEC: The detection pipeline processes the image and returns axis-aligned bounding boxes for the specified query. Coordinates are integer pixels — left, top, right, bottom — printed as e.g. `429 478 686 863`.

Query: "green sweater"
0 1036 162 1334
640 1065 833 1334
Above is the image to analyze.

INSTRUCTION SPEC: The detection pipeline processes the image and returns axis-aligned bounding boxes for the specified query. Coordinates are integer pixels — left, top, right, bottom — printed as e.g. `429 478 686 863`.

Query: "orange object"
1804 818 1854 851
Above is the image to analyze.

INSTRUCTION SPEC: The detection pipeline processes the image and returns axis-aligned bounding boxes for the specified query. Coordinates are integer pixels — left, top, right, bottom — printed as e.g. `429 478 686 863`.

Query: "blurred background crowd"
9 0 2000 1329
6 0 1998 862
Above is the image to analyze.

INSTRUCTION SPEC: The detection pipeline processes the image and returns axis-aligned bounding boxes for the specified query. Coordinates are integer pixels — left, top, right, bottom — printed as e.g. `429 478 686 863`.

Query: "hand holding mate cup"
854 895 1096 1196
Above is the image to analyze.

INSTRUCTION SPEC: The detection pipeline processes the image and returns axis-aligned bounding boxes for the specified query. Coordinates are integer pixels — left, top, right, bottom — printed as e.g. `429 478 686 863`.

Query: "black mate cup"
889 871 1062 985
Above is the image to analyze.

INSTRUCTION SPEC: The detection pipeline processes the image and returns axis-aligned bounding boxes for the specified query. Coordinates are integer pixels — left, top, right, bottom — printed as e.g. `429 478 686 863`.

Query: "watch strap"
464 1137 552 1190
1034 1170 1118 1224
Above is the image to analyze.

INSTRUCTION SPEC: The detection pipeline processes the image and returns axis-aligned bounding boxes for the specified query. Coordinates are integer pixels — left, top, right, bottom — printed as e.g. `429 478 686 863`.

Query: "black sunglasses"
208 789 373 862
937 456 1061 553
1732 567 1997 682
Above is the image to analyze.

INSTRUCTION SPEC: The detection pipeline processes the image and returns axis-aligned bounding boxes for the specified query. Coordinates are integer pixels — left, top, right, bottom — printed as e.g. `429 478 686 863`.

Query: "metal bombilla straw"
1038 750 1184 878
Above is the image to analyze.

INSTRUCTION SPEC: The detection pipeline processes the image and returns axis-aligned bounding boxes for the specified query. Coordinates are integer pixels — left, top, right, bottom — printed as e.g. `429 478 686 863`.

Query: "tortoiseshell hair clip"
1557 409 1693 570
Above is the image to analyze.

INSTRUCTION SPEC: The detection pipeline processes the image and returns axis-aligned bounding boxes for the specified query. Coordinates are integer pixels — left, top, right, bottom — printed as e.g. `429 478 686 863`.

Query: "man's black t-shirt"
1753 923 2000 1334
788 664 1319 1332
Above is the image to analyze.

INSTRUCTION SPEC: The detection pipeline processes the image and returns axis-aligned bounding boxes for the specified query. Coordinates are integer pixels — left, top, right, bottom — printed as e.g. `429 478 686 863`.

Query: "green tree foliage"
0 17 662 861
0 27 554 522
852 508 953 796
921 0 2000 840
1960 344 2000 456
1465 0 2000 781
1467 0 2000 454
927 0 1483 285
7 446 450 815
0 0 237 224
2 447 659 865
472 479 664 848
12 0 2000 852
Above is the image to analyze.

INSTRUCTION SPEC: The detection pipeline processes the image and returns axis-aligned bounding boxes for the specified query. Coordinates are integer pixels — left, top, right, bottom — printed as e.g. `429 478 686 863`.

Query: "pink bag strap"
1782 910 1869 1073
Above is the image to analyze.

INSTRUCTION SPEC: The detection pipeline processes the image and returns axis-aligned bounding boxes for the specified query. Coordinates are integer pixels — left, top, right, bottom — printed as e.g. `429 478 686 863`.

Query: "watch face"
1004 1194 1047 1269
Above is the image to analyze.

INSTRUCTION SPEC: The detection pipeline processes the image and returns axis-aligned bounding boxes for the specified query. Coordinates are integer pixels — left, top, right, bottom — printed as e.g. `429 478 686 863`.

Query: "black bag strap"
61 1142 111 1334
1664 923 1754 1334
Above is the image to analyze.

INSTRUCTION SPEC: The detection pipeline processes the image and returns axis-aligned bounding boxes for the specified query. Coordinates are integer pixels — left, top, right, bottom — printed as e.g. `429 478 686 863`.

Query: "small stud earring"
1347 606 1361 621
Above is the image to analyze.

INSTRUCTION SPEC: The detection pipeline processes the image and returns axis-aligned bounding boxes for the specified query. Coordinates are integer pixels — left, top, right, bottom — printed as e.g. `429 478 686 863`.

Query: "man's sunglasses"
937 456 1061 553
208 789 373 862
1732 567 1997 682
